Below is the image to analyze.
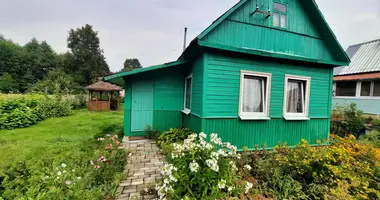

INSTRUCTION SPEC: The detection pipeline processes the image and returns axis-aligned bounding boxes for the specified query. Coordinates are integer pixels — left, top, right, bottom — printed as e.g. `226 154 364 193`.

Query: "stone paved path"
117 139 165 200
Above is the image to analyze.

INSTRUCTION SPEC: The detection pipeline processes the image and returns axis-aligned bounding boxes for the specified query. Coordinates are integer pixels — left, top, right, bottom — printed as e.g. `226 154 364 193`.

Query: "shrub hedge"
0 94 87 130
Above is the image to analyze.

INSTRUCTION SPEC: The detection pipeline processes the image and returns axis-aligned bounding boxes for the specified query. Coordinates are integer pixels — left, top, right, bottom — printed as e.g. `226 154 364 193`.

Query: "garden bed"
0 108 126 200
156 128 380 199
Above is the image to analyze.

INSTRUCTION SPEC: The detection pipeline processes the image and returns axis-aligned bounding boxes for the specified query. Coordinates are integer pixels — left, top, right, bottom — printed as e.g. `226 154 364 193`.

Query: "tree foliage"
0 24 112 94
67 24 110 85
122 58 142 72
29 68 82 94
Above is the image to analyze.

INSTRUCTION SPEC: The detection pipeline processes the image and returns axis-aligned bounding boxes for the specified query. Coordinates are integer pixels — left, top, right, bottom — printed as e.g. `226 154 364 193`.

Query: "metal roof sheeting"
336 39 380 76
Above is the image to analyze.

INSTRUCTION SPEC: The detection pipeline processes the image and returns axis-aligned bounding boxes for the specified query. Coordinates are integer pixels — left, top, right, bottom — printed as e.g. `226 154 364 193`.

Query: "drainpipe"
183 27 187 52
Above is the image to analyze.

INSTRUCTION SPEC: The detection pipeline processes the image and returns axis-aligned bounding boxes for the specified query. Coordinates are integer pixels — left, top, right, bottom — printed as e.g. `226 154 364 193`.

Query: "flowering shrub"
239 135 380 199
0 129 125 199
156 133 250 200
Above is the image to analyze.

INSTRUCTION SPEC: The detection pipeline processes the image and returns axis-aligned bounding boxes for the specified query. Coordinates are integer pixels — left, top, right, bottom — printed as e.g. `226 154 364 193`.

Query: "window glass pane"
273 13 279 27
280 15 286 28
185 77 192 109
360 81 371 96
336 81 356 96
274 3 287 12
374 80 380 96
286 80 305 113
243 75 265 112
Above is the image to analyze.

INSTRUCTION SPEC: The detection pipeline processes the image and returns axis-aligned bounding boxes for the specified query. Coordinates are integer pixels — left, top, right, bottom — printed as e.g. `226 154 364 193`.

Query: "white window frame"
283 74 311 120
182 73 192 115
238 70 272 120
334 80 380 99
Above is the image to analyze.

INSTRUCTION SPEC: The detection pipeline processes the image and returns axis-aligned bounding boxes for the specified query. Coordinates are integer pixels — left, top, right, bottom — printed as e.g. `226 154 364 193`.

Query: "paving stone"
116 139 164 200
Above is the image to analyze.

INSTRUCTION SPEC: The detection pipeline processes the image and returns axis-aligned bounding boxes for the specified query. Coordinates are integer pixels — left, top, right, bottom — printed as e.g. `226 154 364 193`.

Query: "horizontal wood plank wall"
201 52 332 148
332 98 380 115
201 0 335 62
190 56 205 116
205 53 331 118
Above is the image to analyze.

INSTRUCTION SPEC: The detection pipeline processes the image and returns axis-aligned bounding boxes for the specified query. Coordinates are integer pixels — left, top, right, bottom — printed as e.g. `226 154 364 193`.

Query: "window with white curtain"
283 75 311 120
239 71 272 120
273 2 287 28
182 73 192 114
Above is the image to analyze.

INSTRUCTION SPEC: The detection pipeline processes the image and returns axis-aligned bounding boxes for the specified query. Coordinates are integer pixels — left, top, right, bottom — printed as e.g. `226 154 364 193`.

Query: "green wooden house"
104 0 350 149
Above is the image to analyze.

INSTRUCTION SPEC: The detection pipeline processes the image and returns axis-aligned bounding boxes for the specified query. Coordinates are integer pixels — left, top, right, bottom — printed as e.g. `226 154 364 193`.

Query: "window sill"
181 109 191 115
239 116 271 120
283 116 310 121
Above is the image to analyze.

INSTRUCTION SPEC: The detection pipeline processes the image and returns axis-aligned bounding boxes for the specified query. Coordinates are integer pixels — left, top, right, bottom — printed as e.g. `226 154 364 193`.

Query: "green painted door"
131 81 153 132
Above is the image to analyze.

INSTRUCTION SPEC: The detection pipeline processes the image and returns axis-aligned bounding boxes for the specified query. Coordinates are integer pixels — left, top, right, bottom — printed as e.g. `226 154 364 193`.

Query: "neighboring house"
333 39 380 115
105 0 350 149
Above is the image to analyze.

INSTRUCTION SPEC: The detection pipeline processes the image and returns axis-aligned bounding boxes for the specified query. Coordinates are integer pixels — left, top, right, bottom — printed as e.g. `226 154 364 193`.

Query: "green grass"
0 108 124 174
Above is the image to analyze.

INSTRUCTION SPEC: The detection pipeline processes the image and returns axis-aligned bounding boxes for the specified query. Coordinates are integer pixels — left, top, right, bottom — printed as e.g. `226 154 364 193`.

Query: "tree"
0 73 17 93
29 68 82 94
122 58 142 72
67 24 110 85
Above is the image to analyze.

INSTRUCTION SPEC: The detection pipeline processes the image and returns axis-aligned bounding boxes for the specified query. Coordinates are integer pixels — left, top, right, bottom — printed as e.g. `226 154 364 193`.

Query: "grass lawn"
0 108 124 175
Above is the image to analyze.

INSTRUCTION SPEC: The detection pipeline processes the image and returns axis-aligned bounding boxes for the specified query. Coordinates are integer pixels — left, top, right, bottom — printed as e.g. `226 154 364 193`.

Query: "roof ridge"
349 39 380 48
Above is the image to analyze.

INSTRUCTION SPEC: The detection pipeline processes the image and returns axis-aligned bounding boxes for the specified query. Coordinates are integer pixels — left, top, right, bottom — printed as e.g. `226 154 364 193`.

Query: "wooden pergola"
86 80 122 111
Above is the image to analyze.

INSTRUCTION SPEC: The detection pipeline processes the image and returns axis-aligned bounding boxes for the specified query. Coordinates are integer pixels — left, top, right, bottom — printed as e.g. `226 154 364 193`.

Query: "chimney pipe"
183 27 187 52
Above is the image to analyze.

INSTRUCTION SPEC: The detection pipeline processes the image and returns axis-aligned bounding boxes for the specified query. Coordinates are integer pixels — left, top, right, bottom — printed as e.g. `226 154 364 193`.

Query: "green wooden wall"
123 67 184 136
204 53 332 118
201 0 336 62
184 51 333 149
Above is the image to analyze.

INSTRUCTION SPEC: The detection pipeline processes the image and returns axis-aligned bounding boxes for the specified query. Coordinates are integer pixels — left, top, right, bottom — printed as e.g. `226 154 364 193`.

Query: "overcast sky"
1 0 379 72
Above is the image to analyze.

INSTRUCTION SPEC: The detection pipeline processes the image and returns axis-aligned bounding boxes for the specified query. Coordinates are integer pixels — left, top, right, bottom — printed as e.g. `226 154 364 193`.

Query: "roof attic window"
273 3 287 28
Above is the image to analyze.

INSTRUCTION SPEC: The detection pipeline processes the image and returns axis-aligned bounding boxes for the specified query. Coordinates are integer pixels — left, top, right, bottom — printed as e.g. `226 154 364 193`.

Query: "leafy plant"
238 135 380 199
156 127 193 147
156 133 248 200
331 103 365 137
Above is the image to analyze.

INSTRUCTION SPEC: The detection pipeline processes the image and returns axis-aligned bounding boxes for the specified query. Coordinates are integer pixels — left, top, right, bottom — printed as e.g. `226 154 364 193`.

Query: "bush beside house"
157 130 380 199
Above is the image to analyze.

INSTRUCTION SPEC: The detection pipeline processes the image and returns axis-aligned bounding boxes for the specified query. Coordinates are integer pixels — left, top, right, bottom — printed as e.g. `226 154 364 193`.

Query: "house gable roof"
183 0 350 66
334 39 380 76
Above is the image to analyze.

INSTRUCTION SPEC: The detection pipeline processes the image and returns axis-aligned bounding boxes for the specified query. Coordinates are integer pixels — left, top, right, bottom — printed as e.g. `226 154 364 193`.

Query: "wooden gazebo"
86 80 122 111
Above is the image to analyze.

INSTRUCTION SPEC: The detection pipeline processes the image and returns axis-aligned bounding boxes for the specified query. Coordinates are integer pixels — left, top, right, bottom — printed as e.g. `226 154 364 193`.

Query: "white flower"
169 175 177 182
211 152 219 160
72 169 75 172
218 179 226 189
205 158 219 172
57 171 62 176
244 164 252 171
228 186 234 192
106 134 111 137
61 163 66 168
189 160 199 172
65 180 71 185
229 161 238 171
77 177 81 180
187 133 198 141
90 160 94 165
144 187 149 192
199 132 207 139
245 181 253 193
210 133 222 145
217 149 228 157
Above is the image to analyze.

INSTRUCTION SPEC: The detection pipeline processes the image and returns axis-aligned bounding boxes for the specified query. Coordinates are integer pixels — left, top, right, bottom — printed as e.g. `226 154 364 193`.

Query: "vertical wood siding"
201 0 335 62
124 68 185 135
203 118 329 149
